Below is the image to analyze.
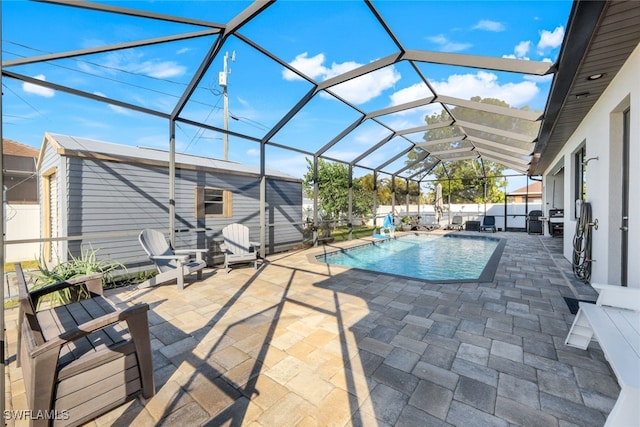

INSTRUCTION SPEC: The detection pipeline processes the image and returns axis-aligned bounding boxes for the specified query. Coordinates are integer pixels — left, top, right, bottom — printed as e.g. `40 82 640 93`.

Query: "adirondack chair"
221 224 259 273
138 229 207 290
14 263 155 427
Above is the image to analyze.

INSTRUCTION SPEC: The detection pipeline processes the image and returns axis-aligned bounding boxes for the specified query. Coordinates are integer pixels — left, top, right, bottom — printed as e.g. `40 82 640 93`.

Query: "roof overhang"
531 0 640 175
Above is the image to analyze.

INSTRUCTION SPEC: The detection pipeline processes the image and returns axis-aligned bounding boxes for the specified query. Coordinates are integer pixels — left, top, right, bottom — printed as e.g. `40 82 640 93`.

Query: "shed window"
195 187 232 218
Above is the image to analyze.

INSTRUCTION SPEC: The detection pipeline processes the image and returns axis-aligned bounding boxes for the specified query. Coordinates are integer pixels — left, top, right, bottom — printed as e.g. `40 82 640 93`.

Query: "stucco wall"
543 43 640 287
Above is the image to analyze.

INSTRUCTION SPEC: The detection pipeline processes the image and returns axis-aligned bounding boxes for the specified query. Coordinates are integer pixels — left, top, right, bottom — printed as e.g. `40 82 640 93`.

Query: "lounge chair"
480 215 496 232
221 223 259 273
138 229 207 290
447 215 464 231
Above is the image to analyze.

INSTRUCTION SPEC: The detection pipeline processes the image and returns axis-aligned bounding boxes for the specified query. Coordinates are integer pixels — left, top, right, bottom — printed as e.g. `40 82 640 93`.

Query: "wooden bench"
565 283 640 427
15 263 155 427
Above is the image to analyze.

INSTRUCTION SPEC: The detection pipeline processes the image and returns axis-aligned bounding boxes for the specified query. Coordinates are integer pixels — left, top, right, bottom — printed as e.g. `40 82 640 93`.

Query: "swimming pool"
317 233 505 282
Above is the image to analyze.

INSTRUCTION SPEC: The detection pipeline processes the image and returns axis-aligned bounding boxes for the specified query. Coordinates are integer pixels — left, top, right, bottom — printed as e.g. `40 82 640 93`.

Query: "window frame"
195 186 232 218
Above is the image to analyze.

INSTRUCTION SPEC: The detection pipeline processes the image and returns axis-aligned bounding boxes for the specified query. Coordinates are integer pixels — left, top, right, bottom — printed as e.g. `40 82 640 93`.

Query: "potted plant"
32 246 125 306
401 216 412 231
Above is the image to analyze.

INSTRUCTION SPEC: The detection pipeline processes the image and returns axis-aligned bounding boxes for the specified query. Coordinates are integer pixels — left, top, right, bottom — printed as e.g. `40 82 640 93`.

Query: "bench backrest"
592 283 640 311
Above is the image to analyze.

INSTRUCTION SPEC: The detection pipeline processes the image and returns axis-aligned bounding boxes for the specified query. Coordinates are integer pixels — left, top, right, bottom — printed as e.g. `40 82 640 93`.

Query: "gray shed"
36 132 303 270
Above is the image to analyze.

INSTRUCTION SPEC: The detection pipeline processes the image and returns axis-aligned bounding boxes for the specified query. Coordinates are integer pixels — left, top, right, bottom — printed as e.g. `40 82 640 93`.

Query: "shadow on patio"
5 233 619 426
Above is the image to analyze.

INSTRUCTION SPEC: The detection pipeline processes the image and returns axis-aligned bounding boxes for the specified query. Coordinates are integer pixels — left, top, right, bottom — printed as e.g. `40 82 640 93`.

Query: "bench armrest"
592 283 640 311
174 249 208 254
174 248 208 261
29 303 150 358
149 254 189 262
30 272 105 303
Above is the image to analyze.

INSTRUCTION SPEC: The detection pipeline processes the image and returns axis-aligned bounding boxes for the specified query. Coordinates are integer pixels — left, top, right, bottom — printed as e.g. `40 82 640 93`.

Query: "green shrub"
33 246 125 305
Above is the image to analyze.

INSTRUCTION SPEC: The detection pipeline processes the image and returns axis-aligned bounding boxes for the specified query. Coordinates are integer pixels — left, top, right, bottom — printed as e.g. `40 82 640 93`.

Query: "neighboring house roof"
510 181 542 196
3 139 39 158
37 133 300 182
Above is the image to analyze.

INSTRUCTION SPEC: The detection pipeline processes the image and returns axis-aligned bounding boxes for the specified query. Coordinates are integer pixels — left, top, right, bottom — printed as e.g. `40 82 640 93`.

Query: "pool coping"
306 231 506 284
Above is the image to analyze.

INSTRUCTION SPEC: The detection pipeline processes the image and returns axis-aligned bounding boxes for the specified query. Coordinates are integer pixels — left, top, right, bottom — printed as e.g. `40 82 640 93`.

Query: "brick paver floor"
5 232 617 426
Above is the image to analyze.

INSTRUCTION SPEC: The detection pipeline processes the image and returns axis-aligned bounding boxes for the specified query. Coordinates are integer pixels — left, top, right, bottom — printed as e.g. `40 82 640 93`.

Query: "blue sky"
2 1 572 190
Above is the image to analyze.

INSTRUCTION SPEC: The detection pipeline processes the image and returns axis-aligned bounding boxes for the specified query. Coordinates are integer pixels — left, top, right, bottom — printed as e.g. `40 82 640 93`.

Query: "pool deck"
5 231 618 427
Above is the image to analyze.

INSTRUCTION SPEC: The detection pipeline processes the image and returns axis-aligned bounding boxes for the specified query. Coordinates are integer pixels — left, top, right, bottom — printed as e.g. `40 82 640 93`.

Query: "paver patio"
5 232 618 427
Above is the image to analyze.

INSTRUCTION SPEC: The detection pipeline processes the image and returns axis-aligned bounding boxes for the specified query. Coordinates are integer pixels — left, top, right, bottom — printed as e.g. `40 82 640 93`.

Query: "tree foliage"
408 97 539 203
302 158 373 221
303 159 426 222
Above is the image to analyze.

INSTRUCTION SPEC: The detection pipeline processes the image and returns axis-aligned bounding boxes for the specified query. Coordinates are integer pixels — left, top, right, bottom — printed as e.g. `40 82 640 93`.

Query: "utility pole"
219 51 235 161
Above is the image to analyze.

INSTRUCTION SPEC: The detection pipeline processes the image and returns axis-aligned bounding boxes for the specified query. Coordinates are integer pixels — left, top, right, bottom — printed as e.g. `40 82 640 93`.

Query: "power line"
2 43 222 109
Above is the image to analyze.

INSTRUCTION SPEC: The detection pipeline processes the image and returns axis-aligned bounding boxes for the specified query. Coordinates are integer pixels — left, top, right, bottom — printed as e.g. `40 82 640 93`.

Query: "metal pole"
405 178 409 217
259 142 266 258
391 176 396 219
169 120 176 247
0 3 6 412
313 156 319 246
348 165 353 241
221 51 235 161
372 171 378 234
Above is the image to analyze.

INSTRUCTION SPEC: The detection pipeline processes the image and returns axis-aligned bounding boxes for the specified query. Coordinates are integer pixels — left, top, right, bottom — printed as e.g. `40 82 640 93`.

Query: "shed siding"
65 157 302 269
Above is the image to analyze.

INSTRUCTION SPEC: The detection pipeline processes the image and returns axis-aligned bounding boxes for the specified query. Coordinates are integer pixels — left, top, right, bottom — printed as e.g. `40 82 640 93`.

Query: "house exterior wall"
63 156 302 269
543 43 640 288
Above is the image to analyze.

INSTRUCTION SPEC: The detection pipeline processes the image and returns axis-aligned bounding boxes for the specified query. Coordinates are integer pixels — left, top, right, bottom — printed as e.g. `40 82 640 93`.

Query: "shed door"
43 170 58 262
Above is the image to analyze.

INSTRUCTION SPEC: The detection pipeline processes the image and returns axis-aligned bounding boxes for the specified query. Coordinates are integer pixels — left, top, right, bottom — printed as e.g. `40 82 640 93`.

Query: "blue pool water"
318 234 502 281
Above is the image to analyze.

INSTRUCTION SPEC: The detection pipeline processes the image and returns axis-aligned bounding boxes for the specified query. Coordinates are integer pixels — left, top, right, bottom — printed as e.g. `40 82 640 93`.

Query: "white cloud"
176 47 191 55
246 148 259 156
329 65 401 104
389 83 434 107
427 34 472 52
93 91 130 114
473 20 505 32
101 51 187 79
283 53 401 105
22 74 55 97
430 71 539 107
514 41 531 59
136 60 186 79
283 52 328 81
537 26 564 51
